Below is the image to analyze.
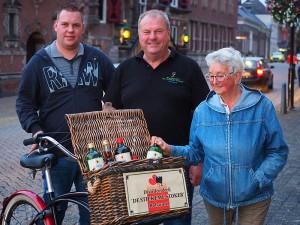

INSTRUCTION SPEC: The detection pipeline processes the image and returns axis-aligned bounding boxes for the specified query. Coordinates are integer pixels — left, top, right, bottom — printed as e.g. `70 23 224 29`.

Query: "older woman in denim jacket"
152 47 289 225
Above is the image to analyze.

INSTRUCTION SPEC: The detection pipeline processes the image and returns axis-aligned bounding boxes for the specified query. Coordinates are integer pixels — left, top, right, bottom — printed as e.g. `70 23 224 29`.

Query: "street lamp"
266 0 300 109
180 27 189 47
288 26 296 109
120 19 131 45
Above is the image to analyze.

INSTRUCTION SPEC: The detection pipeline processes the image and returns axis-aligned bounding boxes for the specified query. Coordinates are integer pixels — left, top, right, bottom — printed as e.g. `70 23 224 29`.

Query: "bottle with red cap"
114 138 132 162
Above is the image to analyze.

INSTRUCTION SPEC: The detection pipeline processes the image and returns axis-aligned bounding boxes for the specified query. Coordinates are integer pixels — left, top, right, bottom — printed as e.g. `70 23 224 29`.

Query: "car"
242 57 274 93
269 51 285 63
297 53 300 61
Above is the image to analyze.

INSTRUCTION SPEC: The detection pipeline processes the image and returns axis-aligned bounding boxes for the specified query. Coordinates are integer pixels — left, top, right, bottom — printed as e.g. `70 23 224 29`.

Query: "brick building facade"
0 0 238 97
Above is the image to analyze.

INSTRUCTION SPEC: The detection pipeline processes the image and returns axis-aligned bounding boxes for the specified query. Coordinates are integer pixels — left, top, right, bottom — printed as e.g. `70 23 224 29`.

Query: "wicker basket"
65 109 189 225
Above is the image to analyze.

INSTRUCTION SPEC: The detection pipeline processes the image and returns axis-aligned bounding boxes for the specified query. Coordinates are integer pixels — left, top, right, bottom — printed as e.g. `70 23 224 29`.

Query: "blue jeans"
163 169 194 225
43 158 90 225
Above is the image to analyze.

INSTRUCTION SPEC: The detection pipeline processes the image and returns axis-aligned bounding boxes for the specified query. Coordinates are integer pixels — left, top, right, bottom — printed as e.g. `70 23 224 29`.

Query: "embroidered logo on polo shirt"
162 72 184 85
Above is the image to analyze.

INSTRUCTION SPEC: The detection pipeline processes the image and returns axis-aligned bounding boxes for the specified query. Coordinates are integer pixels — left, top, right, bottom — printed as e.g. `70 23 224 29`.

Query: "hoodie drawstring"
235 207 239 225
223 207 226 225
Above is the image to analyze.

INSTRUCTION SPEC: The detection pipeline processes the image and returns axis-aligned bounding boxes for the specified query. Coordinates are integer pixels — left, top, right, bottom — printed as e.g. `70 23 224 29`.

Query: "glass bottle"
146 143 163 159
85 143 104 171
114 138 132 162
102 139 113 164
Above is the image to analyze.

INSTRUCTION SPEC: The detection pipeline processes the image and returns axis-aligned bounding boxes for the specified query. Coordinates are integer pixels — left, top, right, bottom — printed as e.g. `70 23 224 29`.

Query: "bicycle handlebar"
23 134 77 160
23 137 37 146
23 132 45 146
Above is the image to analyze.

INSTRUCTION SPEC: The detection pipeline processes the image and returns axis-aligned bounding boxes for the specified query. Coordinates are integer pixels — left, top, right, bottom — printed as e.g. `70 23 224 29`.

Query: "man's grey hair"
138 9 170 31
205 47 244 73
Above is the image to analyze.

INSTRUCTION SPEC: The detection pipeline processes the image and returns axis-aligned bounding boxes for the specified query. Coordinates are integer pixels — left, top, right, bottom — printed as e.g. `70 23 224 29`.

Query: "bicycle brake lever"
28 169 37 179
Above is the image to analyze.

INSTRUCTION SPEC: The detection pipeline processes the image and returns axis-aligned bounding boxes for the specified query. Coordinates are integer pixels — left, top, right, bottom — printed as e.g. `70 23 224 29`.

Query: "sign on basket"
123 168 189 216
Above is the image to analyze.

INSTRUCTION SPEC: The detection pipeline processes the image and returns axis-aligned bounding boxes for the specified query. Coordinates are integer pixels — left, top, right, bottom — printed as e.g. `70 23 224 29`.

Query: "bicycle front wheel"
2 191 53 225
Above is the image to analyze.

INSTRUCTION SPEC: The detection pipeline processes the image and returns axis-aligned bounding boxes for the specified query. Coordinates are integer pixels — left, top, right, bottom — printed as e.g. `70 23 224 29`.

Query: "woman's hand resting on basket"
150 136 172 157
151 136 203 187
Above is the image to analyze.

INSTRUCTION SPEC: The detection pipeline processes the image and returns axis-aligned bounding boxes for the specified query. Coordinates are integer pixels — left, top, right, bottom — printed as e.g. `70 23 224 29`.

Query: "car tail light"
256 68 264 77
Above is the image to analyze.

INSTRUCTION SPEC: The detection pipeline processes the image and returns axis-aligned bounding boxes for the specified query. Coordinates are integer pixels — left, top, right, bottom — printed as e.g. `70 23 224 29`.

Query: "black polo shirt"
103 47 209 145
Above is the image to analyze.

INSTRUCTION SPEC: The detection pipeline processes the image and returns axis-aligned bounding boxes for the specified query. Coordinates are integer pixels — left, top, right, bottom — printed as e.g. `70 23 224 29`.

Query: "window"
191 0 199 7
228 0 234 15
170 0 178 8
99 0 107 23
220 0 226 13
140 0 147 14
200 22 208 52
9 13 17 38
211 0 218 11
4 10 19 40
171 26 178 45
201 0 208 8
190 20 199 51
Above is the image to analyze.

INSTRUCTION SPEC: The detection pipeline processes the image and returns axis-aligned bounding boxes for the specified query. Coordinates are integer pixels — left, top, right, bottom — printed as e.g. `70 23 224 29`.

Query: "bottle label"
115 152 132 162
146 151 163 159
88 157 104 171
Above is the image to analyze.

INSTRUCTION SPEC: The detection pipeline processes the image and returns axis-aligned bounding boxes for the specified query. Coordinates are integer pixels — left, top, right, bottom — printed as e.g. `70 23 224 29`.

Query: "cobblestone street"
0 91 300 224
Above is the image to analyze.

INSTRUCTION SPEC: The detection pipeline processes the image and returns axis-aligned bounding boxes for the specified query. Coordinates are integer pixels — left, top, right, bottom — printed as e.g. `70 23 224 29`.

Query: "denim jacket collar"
206 84 263 113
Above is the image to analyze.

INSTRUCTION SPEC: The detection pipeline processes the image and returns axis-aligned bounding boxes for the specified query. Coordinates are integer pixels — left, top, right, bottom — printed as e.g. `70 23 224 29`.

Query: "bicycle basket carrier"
65 109 190 225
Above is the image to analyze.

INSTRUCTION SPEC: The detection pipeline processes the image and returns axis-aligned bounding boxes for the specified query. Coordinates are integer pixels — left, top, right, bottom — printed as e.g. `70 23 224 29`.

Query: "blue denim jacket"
171 85 288 209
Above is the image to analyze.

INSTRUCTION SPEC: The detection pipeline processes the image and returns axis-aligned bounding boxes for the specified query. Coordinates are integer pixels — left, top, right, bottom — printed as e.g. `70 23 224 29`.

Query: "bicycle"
0 133 89 225
0 132 187 225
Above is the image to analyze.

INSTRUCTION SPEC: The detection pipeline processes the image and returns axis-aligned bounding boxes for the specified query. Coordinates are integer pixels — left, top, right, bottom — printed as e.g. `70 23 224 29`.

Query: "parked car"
242 57 274 93
269 51 285 63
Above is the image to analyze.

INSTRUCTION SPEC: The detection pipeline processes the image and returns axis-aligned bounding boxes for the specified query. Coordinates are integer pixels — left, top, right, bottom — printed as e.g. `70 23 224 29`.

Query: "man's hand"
102 102 116 111
189 162 203 187
30 131 43 152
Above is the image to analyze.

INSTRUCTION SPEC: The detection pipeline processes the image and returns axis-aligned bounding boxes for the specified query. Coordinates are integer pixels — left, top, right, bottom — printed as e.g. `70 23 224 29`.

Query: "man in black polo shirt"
103 9 209 225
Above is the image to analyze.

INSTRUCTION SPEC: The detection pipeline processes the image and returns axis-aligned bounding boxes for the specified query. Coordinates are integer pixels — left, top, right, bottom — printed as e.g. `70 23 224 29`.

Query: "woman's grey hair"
205 47 244 74
138 9 170 31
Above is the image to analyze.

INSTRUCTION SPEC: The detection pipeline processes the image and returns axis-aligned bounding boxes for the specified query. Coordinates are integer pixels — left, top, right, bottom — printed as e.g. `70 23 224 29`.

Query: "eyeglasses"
205 72 233 82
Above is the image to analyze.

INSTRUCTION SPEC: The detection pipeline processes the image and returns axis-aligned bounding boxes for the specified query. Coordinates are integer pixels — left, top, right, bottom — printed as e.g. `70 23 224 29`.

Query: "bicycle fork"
43 165 60 225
